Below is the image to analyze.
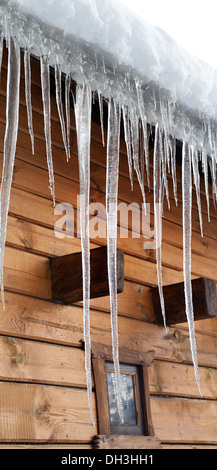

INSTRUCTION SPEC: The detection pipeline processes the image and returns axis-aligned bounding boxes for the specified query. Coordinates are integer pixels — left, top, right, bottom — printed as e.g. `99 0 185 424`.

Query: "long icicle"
0 36 20 308
191 146 203 237
98 90 105 147
153 123 167 331
122 104 133 190
202 149 210 222
40 55 55 205
65 72 71 161
74 83 95 426
106 97 123 422
54 63 69 161
24 47 34 155
182 140 202 395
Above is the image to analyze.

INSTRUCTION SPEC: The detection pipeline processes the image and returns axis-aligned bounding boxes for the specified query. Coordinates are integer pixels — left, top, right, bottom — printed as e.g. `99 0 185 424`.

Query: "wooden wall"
0 46 217 449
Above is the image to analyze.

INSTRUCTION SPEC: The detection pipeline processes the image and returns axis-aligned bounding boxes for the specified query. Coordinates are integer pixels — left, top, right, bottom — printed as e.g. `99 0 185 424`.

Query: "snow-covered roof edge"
2 0 217 152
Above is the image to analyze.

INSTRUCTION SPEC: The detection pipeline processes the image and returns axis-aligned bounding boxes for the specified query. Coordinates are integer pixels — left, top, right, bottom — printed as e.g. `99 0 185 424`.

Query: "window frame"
91 342 155 437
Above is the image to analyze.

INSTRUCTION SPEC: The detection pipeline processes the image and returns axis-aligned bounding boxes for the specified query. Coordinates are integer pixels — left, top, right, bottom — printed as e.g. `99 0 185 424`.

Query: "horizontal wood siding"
0 47 217 448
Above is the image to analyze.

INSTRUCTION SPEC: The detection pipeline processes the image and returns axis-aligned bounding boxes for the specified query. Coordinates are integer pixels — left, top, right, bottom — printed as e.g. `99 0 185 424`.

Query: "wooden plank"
151 396 217 444
140 365 155 436
2 243 187 302
93 435 161 449
0 335 87 388
91 342 154 366
5 177 217 270
149 360 217 399
1 333 217 400
1 292 217 368
0 150 216 282
0 381 96 442
3 246 51 299
6 214 217 331
92 358 110 435
51 247 124 303
153 278 217 325
0 444 92 448
161 444 217 449
4 183 217 289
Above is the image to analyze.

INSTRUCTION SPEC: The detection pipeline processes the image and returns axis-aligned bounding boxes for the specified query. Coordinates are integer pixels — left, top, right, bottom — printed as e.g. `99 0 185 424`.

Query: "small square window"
90 342 161 449
105 362 144 435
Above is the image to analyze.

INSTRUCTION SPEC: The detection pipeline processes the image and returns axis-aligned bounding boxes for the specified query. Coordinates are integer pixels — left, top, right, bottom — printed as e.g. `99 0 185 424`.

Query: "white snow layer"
1 0 217 420
6 0 217 120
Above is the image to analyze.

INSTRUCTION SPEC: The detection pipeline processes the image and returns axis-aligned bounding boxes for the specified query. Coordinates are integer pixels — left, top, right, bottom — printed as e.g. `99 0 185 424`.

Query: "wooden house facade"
0 45 217 450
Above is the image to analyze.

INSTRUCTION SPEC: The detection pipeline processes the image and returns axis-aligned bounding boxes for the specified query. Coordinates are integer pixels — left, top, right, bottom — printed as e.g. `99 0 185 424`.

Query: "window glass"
106 370 137 425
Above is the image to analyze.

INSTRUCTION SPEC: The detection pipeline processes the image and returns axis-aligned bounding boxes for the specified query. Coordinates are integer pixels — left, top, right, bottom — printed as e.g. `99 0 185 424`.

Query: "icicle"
122 104 133 190
182 140 202 396
153 123 167 332
208 155 217 209
24 48 34 155
65 73 71 161
191 146 203 236
40 55 55 205
98 90 105 147
169 135 178 205
55 63 69 162
74 83 95 426
135 81 150 189
130 107 146 210
202 149 210 221
106 97 123 422
0 37 20 308
159 128 170 210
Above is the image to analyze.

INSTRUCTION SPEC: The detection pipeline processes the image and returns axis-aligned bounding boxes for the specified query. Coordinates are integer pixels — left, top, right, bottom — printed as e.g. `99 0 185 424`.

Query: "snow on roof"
4 0 217 123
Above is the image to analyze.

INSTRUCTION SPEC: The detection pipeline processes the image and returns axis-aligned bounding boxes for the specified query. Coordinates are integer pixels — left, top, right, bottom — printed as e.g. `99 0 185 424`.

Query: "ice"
153 123 167 332
106 97 123 421
130 104 146 210
24 48 34 155
191 146 203 237
135 81 150 189
40 55 55 205
98 90 105 147
54 63 69 161
74 83 95 426
202 149 210 221
65 72 71 161
169 135 178 205
182 140 202 395
0 36 20 307
122 104 133 190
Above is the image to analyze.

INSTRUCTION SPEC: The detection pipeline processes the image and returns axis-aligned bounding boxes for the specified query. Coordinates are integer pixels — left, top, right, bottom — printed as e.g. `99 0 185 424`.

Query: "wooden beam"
91 341 155 366
92 357 110 435
152 278 217 326
50 246 124 303
93 435 161 449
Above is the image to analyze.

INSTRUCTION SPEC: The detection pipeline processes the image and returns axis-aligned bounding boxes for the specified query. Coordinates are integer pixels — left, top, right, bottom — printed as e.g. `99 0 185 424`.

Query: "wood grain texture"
0 335 87 388
92 358 110 435
51 247 124 303
91 341 154 366
151 396 217 444
149 360 217 399
153 278 217 325
0 381 96 442
0 292 217 368
93 435 161 449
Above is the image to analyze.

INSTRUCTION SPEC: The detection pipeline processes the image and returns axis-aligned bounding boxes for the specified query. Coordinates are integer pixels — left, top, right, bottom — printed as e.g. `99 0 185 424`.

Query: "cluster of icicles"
2 32 217 426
